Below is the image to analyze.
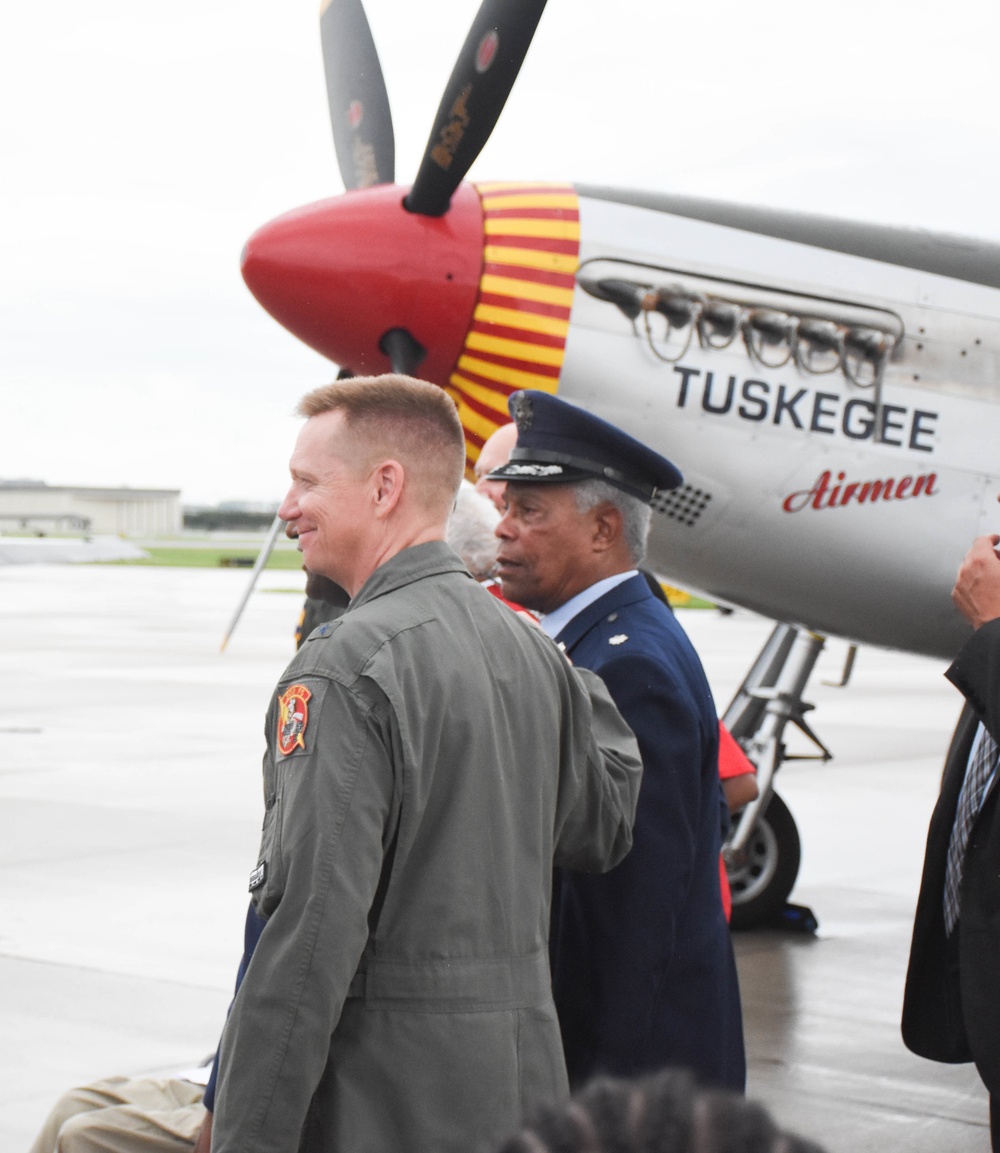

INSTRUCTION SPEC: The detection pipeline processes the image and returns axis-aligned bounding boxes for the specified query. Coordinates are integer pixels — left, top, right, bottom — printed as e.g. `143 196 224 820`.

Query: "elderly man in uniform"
210 375 643 1153
488 390 746 1092
903 527 1000 1150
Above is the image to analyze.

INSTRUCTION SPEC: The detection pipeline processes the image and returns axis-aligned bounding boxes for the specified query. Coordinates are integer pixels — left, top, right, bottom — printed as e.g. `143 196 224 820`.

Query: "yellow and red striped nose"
448 184 580 474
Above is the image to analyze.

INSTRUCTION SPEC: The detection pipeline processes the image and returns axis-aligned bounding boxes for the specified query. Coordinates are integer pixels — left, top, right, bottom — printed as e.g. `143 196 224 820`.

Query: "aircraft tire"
727 791 801 931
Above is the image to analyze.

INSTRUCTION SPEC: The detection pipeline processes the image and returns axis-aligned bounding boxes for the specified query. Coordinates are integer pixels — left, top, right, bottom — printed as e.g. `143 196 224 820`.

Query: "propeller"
320 0 548 215
320 0 395 189
264 0 548 378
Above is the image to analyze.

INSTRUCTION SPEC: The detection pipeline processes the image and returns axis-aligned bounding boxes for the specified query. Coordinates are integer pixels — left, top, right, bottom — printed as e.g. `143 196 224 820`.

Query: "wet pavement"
0 564 989 1151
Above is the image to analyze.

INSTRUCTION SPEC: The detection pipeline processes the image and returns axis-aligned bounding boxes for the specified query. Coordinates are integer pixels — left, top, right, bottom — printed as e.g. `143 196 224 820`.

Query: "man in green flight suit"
211 374 642 1153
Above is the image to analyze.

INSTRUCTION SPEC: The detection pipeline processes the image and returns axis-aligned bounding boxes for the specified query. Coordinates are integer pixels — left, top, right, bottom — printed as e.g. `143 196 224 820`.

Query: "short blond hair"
297 375 466 515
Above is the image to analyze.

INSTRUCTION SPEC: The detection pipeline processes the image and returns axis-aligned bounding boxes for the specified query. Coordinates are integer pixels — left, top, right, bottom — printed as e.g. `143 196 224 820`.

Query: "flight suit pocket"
251 789 285 918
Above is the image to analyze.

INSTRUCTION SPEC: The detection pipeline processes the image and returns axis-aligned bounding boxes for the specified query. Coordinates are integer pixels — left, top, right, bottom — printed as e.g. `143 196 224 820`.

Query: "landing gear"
722 623 839 929
726 792 800 930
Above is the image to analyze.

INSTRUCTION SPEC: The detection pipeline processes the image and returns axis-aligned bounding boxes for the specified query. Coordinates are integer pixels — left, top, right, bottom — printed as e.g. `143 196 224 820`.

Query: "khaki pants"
28 1076 205 1153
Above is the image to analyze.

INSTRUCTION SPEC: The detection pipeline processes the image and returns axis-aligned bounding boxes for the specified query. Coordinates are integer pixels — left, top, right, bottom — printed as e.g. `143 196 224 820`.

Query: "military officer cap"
486 390 683 508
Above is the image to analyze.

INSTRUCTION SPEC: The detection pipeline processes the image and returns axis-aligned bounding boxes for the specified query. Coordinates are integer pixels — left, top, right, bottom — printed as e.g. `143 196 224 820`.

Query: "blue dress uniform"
549 576 746 1091
489 389 746 1092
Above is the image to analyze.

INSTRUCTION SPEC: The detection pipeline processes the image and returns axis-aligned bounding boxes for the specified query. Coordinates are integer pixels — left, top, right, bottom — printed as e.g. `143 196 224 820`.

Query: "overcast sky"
3 0 998 507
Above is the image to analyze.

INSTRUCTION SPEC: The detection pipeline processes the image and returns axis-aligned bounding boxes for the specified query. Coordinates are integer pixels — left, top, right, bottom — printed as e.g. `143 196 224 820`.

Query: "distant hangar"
0 480 181 537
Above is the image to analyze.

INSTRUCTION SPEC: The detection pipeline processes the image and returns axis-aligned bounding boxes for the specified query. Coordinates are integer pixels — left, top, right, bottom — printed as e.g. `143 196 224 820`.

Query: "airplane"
236 0 1000 926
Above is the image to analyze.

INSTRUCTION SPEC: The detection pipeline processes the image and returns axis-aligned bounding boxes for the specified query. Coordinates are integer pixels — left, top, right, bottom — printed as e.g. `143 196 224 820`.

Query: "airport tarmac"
0 563 989 1151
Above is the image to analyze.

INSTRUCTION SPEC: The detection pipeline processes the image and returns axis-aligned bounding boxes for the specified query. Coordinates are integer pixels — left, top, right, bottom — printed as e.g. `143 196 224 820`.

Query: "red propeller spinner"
241 183 484 385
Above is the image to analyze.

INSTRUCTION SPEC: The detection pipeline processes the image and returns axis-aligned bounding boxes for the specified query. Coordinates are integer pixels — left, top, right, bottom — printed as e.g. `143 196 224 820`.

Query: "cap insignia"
505 462 564 478
609 634 629 645
511 391 534 430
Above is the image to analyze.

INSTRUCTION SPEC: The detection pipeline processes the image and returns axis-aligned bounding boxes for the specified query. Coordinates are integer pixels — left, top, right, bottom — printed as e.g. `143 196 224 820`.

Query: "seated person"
29 907 264 1153
28 1073 207 1153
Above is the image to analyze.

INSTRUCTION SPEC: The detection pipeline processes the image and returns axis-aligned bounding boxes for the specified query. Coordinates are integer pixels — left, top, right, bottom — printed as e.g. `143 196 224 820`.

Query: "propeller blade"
405 0 548 217
219 513 285 653
320 0 395 190
379 328 427 376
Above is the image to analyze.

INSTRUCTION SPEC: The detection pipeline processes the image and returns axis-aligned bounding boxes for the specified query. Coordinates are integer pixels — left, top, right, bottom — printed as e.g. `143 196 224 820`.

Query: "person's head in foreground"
495 1069 827 1153
278 374 465 596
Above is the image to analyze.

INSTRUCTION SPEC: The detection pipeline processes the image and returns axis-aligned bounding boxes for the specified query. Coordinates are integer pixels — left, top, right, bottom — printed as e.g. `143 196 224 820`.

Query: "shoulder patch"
277 683 312 756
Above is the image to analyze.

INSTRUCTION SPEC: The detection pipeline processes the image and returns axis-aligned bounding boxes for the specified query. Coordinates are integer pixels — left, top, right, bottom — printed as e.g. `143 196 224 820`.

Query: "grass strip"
103 547 304 570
